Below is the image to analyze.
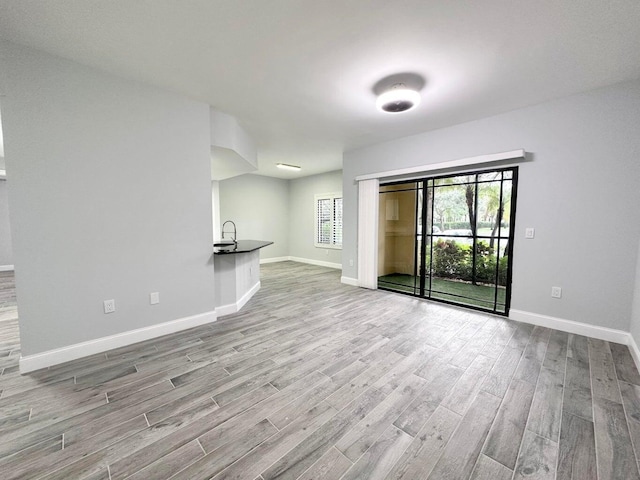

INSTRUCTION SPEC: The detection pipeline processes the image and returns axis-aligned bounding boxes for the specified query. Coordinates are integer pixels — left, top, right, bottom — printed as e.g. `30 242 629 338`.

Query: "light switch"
525 228 535 239
150 292 160 305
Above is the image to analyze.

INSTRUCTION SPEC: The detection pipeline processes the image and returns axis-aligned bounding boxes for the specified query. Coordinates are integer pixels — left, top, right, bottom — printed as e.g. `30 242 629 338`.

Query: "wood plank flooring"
0 262 639 479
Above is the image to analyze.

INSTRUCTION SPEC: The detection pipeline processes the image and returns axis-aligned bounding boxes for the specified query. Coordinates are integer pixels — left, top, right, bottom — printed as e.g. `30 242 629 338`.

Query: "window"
315 192 342 249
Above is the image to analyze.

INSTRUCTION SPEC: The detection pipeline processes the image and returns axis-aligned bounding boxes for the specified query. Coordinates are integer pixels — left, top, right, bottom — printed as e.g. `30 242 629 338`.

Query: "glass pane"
378 188 418 295
423 235 433 293
499 180 513 238
433 174 475 186
424 185 440 235
431 289 498 310
472 240 499 310
431 236 470 283
476 180 502 242
380 182 418 193
495 238 509 313
428 239 505 310
415 234 423 295
477 172 502 182
378 273 418 295
432 184 473 238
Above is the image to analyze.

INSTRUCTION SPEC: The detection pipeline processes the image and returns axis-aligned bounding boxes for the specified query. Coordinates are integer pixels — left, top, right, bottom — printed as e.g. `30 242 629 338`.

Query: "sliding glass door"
378 167 517 315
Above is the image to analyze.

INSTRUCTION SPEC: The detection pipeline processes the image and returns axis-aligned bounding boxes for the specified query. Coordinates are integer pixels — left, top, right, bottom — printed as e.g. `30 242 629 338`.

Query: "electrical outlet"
150 292 160 305
103 299 116 313
349 259 354 267
551 287 562 299
525 228 535 239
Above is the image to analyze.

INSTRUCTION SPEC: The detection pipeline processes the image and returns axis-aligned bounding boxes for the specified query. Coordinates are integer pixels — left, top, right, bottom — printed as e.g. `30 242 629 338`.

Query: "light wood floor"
1 262 640 479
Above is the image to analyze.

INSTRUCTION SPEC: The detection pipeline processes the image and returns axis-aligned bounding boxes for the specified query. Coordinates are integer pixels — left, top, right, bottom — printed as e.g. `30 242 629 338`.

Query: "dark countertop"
213 240 273 255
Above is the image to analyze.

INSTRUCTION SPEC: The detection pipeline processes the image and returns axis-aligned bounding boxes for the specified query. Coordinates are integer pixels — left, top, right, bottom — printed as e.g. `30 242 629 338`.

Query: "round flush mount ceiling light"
376 83 421 113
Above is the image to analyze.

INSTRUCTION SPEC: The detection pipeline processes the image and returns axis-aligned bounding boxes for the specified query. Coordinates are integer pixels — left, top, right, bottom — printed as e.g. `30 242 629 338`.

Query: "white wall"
0 42 216 356
0 180 12 267
630 239 640 344
212 180 221 241
218 170 344 264
288 170 342 265
343 80 640 332
218 174 289 259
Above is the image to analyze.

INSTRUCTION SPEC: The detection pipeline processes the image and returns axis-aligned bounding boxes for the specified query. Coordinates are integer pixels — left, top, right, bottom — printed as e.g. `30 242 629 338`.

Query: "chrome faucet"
221 220 237 243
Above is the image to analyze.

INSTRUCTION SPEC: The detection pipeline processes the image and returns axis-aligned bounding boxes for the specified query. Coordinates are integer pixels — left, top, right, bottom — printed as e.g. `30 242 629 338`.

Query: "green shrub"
432 239 468 279
432 239 509 286
474 241 495 283
498 256 509 286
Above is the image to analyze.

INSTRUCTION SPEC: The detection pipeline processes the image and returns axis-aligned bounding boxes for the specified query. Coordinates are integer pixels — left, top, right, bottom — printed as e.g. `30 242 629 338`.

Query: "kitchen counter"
213 239 273 254
213 239 272 316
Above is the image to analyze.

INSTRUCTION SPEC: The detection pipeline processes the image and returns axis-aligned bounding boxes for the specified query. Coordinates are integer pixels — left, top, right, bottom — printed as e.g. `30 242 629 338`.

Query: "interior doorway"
377 167 518 315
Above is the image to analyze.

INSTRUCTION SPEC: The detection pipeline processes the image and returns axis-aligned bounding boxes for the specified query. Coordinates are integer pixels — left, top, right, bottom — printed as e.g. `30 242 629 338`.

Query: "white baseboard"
260 257 290 264
259 256 342 270
341 276 359 287
0 265 14 272
509 309 630 344
288 256 341 270
628 335 640 375
509 308 640 372
19 310 217 373
216 281 260 317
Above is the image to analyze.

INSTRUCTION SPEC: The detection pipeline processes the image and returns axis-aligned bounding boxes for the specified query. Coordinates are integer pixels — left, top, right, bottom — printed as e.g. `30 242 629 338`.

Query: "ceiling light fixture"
276 163 301 171
376 83 421 113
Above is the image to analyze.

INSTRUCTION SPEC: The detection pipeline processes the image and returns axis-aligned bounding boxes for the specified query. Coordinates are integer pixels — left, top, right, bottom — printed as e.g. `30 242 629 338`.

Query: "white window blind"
315 193 342 249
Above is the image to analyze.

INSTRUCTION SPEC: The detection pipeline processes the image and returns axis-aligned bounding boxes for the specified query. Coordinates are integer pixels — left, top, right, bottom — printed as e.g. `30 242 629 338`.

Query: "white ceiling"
1 0 640 179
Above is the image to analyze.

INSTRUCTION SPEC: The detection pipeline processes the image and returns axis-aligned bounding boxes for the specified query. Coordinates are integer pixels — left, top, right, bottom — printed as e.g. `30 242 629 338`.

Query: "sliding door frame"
378 166 518 316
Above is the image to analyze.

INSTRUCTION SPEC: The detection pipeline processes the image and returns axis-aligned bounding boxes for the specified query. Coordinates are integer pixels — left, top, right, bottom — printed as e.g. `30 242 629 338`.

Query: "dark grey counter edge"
213 240 274 255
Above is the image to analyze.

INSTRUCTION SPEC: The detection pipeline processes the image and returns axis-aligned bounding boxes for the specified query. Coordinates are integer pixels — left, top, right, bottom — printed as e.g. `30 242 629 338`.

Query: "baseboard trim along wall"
510 308 640 371
509 309 629 344
260 256 341 270
341 276 359 287
19 310 218 373
0 265 15 272
216 281 261 317
629 335 640 375
259 257 290 264
289 256 341 269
